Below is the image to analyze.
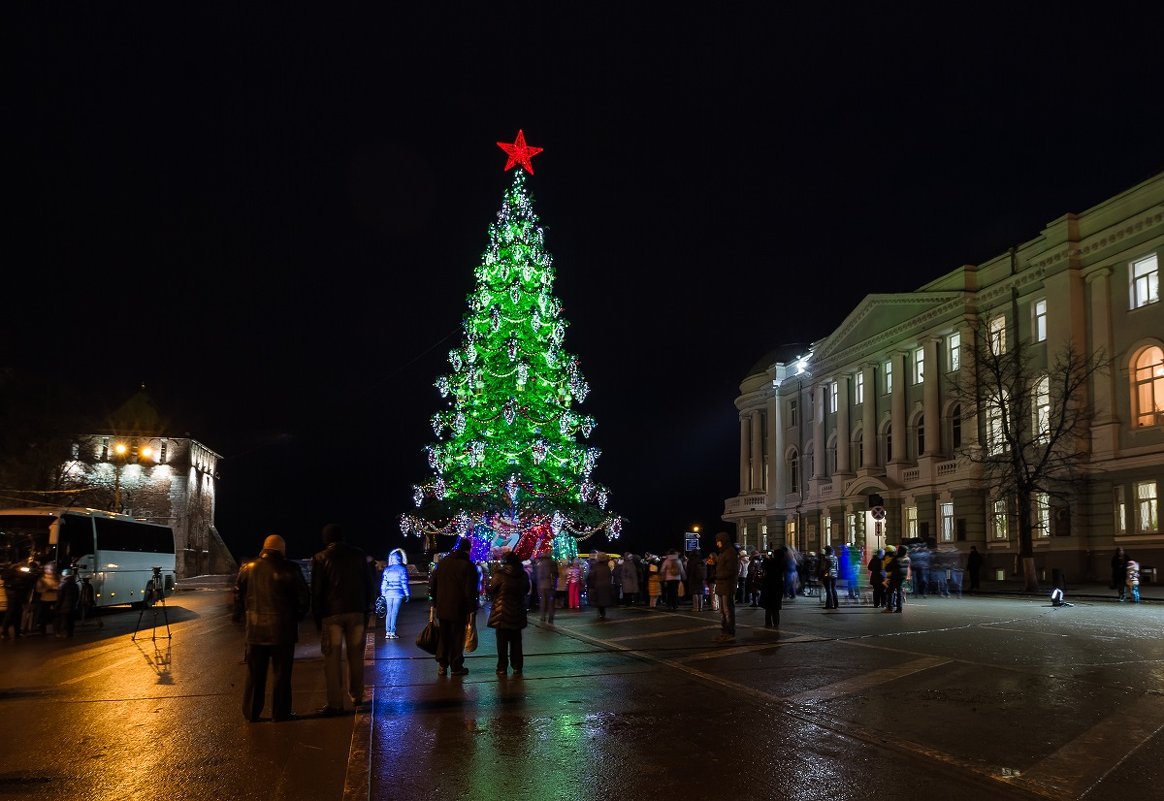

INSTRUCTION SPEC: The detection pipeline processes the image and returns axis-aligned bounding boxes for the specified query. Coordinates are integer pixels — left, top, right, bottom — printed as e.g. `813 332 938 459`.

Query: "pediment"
814 293 962 362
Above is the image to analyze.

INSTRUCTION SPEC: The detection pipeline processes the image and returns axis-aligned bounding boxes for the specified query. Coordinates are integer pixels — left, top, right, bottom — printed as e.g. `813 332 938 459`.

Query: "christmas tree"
400 131 621 561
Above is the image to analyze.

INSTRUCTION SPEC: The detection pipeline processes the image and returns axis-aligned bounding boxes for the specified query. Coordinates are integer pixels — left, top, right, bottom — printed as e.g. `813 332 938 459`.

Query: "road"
1 584 1160 800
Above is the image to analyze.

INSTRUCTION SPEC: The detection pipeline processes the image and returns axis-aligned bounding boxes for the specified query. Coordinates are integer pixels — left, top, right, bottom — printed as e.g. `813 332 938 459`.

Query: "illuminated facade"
725 171 1164 583
63 388 235 578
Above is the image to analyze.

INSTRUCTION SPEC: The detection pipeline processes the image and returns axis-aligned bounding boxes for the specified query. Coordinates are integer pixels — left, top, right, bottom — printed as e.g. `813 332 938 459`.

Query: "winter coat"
487 563 530 630
311 540 375 625
760 556 785 609
235 549 310 646
380 562 411 600
1126 560 1141 588
686 557 706 595
587 558 615 607
713 544 739 595
619 558 641 594
533 556 559 590
660 554 686 582
430 549 480 620
646 563 662 596
821 554 839 579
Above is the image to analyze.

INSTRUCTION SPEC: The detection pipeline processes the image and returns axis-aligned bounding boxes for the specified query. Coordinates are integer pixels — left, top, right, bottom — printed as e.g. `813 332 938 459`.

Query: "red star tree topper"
496 129 543 174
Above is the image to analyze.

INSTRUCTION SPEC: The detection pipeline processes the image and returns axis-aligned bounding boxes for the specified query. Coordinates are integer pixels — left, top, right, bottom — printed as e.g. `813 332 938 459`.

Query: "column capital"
1085 266 1113 284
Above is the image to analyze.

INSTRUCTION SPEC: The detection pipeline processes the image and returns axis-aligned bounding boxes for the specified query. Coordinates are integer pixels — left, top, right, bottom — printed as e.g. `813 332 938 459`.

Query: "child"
1125 557 1141 603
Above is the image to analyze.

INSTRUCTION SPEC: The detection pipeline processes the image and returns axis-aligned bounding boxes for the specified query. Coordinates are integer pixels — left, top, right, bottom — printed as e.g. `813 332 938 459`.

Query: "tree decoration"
401 142 620 556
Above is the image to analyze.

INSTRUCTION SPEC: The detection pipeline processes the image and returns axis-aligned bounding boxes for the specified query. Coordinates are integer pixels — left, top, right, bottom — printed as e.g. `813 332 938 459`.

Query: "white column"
1088 268 1119 457
862 363 877 469
923 337 941 456
836 375 851 473
739 416 750 492
767 387 783 506
813 384 827 479
891 352 907 463
750 409 763 490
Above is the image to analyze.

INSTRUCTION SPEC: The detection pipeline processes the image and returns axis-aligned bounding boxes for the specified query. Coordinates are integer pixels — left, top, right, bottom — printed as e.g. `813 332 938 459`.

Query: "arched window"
853 427 864 469
1134 346 1164 428
826 433 837 475
916 414 926 458
951 403 962 449
884 423 893 464
788 449 799 493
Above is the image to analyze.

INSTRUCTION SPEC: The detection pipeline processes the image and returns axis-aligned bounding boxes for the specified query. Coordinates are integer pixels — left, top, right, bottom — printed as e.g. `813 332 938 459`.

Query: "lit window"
829 381 838 414
822 514 832 546
986 391 1009 455
1136 481 1158 533
1130 253 1159 309
906 506 918 538
1033 375 1050 441
948 332 961 372
786 519 797 549
884 360 893 394
1114 486 1126 535
1133 346 1164 428
1033 299 1047 342
1035 493 1050 538
989 315 1007 355
855 372 864 404
993 499 1009 540
941 502 954 543
913 347 924 385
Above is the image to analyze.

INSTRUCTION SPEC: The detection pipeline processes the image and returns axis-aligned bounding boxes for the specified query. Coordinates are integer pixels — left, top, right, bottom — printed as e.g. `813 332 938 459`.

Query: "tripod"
132 567 172 641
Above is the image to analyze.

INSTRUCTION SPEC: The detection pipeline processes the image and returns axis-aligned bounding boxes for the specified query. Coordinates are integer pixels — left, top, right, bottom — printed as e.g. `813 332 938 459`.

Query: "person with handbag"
379 548 411 639
487 551 530 675
428 538 479 677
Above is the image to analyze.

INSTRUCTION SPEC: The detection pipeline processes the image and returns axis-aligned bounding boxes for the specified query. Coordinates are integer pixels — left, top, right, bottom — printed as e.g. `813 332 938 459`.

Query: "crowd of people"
1 558 89 640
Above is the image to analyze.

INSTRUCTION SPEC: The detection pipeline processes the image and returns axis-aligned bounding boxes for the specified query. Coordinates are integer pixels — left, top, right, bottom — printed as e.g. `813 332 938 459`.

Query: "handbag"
374 596 387 619
677 580 686 597
416 607 440 654
464 610 478 653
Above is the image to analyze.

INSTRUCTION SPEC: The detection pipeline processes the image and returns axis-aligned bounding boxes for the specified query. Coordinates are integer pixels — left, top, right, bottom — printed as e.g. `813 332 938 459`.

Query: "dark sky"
8 5 1164 562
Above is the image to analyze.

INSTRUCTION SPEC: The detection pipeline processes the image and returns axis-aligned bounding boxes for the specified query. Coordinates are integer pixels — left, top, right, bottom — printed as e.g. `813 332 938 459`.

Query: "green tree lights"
401 162 620 560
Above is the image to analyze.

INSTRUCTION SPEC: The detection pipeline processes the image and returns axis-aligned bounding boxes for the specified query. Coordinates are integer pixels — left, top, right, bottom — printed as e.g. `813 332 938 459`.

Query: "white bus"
0 508 176 608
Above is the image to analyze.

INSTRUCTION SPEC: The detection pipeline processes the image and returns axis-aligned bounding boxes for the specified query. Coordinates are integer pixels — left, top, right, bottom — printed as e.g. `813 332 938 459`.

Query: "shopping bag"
464 610 478 653
677 581 686 598
416 607 440 654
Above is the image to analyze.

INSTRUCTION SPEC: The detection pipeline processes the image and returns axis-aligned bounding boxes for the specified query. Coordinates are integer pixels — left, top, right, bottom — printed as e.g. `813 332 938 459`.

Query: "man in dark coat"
487 551 530 675
760 550 786 628
429 538 479 677
532 553 559 624
966 545 984 593
587 552 614 620
885 545 911 613
713 533 739 643
234 535 310 722
311 523 375 714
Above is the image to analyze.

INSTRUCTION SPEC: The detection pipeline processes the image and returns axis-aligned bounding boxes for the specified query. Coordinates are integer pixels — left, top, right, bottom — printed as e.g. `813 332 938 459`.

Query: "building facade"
725 171 1164 585
61 388 236 578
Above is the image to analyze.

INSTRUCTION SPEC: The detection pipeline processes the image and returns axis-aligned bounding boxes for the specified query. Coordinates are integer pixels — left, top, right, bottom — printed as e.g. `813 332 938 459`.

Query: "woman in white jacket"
380 549 411 638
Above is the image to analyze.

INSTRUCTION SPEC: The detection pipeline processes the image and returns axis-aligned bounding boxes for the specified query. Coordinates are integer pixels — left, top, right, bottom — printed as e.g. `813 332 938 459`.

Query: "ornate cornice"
1031 206 1164 270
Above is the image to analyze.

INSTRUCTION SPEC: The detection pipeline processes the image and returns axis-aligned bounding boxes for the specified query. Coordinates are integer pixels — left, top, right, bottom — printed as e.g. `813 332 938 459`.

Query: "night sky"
8 5 1164 563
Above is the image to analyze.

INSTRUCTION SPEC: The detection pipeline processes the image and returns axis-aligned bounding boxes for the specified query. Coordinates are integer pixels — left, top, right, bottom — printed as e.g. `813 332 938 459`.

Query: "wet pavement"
0 579 1160 800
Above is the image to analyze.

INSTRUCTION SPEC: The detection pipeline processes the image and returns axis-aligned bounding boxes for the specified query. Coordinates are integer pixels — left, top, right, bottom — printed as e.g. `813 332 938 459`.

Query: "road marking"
344 687 373 801
785 656 950 704
605 625 720 642
987 626 1070 637
1004 693 1164 799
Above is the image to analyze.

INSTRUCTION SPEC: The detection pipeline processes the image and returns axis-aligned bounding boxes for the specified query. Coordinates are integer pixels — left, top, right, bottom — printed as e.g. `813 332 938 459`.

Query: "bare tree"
951 297 1104 590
